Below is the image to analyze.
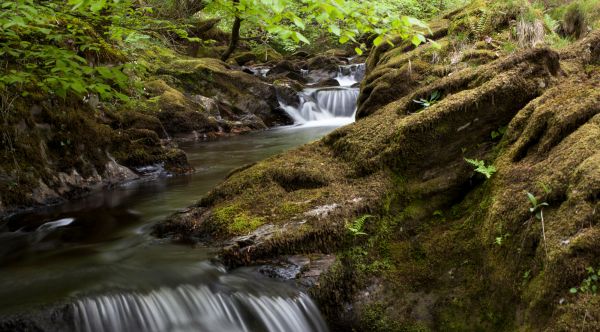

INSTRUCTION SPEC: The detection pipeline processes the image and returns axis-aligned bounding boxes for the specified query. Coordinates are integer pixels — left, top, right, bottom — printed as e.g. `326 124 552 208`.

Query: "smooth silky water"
0 126 345 331
0 64 364 331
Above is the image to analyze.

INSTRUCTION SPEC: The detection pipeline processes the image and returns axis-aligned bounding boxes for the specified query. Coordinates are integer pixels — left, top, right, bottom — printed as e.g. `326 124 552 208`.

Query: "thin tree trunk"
221 0 241 61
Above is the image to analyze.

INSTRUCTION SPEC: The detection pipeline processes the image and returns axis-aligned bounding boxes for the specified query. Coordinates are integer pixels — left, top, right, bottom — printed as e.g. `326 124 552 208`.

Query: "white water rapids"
280 63 365 127
73 284 327 332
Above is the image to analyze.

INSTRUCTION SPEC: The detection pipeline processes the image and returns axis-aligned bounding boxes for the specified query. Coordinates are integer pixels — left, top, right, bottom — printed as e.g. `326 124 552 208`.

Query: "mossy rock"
0 87 194 216
158 58 291 126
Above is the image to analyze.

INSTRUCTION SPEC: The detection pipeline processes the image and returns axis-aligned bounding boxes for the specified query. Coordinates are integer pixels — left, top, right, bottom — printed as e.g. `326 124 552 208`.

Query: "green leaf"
90 0 107 13
293 17 305 30
569 287 578 294
329 24 341 36
411 34 424 46
373 35 384 47
526 192 538 207
294 32 310 44
464 158 496 179
354 47 363 55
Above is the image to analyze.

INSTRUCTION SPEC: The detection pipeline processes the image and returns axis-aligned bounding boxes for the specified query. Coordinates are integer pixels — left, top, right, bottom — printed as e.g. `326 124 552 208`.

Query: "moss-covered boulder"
158 58 292 128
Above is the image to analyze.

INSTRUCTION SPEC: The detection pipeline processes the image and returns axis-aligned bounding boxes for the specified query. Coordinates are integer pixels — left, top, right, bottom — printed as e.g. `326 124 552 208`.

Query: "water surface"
0 125 340 323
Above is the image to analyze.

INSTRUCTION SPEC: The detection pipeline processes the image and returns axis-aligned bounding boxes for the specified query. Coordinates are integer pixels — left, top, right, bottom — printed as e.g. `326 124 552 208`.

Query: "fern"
475 10 490 39
346 215 372 237
464 158 496 179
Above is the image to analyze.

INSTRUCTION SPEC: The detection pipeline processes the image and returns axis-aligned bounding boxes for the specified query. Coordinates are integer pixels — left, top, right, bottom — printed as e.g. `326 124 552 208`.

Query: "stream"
0 64 364 331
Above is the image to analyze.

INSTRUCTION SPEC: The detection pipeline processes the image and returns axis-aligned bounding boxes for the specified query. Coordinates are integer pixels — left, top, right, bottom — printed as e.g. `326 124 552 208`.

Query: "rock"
273 79 303 108
233 52 256 65
267 60 301 76
310 78 340 87
257 254 336 289
306 55 344 72
303 69 337 84
160 58 293 127
291 51 311 58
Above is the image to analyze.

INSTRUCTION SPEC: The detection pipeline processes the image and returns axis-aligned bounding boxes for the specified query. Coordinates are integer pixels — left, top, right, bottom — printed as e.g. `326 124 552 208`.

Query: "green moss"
229 214 265 235
212 204 265 235
360 302 430 332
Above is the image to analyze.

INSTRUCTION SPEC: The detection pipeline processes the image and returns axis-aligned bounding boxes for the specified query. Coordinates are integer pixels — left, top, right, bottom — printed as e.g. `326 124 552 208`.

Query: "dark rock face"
258 254 337 290
273 79 303 108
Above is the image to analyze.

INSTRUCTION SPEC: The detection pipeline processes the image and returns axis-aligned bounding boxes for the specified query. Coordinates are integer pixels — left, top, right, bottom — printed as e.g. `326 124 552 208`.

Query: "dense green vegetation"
1 0 598 106
0 0 454 103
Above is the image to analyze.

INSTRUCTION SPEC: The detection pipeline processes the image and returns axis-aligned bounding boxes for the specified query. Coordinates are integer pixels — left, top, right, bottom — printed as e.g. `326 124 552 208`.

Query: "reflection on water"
0 125 341 319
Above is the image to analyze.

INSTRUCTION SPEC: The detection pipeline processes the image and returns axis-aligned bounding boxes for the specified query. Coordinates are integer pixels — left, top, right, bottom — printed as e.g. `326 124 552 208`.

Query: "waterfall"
280 87 359 126
335 63 365 87
72 284 328 332
279 63 364 126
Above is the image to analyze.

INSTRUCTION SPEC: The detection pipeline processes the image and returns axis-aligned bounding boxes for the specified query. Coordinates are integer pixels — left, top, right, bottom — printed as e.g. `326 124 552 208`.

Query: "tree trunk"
221 0 241 61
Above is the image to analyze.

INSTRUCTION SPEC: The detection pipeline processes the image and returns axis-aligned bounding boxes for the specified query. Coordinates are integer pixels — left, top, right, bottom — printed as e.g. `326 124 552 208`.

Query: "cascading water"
280 63 364 126
280 88 359 126
73 283 327 332
335 63 366 87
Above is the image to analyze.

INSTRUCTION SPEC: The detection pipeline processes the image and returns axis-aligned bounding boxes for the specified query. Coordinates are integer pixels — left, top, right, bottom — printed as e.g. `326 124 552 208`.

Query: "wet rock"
258 254 336 289
306 55 344 72
273 79 303 108
267 60 302 76
310 78 340 87
303 69 337 84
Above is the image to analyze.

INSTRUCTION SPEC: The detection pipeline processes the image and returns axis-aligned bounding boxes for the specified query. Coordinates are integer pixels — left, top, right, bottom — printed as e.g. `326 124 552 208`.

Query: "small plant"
570 267 600 295
413 90 440 110
495 233 510 246
538 181 551 195
432 210 446 223
490 126 507 140
346 214 372 237
464 158 497 179
527 191 549 258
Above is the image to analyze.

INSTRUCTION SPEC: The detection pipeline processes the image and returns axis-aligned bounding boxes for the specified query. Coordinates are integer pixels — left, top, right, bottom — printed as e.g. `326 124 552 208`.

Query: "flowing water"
0 127 343 331
280 88 359 125
335 63 366 87
279 63 364 125
0 64 362 331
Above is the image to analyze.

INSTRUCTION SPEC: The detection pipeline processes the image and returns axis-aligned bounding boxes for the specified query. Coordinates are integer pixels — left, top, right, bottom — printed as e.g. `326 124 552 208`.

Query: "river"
0 65 364 331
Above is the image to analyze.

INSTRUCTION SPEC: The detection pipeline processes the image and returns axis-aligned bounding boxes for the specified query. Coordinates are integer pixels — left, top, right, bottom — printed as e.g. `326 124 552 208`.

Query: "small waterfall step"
73 284 328 332
335 63 366 87
280 87 359 125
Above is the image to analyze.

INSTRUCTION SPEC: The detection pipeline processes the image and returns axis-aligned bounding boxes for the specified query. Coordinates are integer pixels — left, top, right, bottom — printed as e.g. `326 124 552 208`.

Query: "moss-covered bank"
157 1 600 329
